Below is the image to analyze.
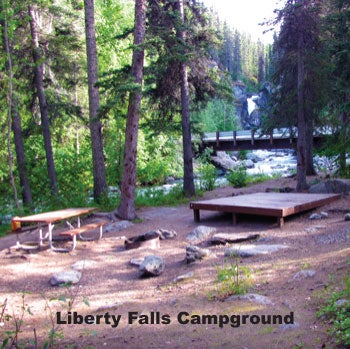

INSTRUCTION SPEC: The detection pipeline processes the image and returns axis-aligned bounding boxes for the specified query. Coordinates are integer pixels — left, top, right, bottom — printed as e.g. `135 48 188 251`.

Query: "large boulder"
139 255 165 277
186 225 216 243
308 180 350 195
50 270 82 286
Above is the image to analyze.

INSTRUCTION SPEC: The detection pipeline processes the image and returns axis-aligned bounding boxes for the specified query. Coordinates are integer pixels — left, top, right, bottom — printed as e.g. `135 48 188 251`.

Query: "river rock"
211 151 237 171
345 213 350 221
139 255 165 277
186 226 216 243
186 245 212 263
71 259 97 270
155 229 177 240
210 233 260 245
226 293 273 305
225 244 288 257
172 271 194 283
50 270 82 286
291 269 316 281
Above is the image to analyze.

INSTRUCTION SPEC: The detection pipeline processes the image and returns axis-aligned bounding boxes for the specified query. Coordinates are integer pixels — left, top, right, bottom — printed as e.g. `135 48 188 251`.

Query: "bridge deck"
189 193 340 227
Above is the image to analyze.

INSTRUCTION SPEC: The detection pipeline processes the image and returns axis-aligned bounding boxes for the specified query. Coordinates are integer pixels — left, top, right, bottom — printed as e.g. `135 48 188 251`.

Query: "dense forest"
0 0 349 220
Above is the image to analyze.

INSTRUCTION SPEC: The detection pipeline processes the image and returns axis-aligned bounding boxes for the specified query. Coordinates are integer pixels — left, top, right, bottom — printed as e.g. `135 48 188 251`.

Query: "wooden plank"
12 207 97 224
189 193 340 224
59 221 108 237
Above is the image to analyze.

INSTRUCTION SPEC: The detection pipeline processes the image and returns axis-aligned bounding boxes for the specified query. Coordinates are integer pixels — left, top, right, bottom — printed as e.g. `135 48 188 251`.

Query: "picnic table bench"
10 207 108 252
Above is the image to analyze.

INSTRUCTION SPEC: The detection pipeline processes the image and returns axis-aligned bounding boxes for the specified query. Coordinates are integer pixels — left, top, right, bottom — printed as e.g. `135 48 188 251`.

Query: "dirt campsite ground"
0 176 349 349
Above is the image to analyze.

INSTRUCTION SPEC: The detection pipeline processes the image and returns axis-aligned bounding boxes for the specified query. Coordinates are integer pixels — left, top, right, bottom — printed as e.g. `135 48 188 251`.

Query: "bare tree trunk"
296 33 308 191
177 0 195 197
1 3 32 208
28 5 58 196
84 0 107 200
117 0 147 220
305 117 316 176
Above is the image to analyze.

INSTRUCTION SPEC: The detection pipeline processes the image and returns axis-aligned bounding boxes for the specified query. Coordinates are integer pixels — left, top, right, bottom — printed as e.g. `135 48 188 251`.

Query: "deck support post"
278 217 284 228
232 213 237 225
193 209 200 222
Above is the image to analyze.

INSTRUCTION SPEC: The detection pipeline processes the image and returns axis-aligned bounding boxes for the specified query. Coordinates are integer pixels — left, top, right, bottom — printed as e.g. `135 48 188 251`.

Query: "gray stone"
225 244 288 257
172 272 194 283
105 220 133 233
155 229 177 240
335 299 349 307
211 151 237 171
210 233 260 245
291 269 316 281
308 179 350 195
186 226 216 243
345 213 350 221
139 255 165 277
226 293 273 305
186 245 212 263
50 270 82 286
130 258 144 266
280 322 300 331
71 259 97 270
309 213 322 220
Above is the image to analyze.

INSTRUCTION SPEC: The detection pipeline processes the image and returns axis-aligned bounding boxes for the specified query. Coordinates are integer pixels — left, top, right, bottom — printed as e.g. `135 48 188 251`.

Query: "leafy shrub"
198 163 217 191
317 276 350 346
227 166 247 188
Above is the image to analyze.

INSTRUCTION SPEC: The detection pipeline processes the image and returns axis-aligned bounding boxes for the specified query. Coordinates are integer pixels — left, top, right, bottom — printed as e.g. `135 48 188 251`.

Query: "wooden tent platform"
189 192 341 227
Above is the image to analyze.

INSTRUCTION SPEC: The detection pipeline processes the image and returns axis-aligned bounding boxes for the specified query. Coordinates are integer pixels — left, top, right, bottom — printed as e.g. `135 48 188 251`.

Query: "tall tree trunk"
117 0 147 220
28 5 58 196
305 117 316 175
84 0 107 200
177 0 195 197
1 3 33 208
296 33 308 191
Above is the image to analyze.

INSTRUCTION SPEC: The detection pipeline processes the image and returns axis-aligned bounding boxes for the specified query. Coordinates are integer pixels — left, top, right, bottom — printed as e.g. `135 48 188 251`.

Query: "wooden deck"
189 193 341 227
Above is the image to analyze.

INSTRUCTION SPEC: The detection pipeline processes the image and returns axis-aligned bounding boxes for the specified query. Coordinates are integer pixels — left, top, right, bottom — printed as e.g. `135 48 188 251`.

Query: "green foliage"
317 276 350 347
197 163 217 191
227 166 248 188
212 254 252 299
135 183 189 207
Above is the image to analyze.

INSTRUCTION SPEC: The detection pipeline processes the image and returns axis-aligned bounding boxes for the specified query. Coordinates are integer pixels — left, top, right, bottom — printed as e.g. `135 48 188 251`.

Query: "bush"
198 163 217 191
227 166 247 188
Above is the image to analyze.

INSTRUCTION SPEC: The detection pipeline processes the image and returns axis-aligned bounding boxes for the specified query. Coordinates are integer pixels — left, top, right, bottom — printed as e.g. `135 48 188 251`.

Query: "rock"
186 226 216 243
50 270 82 286
280 322 300 331
335 299 349 307
308 179 350 195
71 259 97 270
130 258 144 266
186 245 212 263
314 227 350 244
243 159 255 169
155 229 177 240
345 213 350 221
211 151 237 171
309 213 322 220
225 244 288 257
139 255 165 277
210 233 260 245
291 269 316 281
172 272 194 283
226 293 273 305
105 220 133 233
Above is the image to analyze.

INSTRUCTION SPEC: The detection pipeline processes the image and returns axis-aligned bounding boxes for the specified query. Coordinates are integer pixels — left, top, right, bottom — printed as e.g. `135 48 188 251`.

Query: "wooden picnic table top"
12 207 97 224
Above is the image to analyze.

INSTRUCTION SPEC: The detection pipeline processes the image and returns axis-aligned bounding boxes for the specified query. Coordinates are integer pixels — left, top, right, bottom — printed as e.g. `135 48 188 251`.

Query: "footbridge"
195 128 327 153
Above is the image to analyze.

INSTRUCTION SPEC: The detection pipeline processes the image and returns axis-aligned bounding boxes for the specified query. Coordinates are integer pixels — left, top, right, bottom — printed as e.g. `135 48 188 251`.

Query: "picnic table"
11 207 107 252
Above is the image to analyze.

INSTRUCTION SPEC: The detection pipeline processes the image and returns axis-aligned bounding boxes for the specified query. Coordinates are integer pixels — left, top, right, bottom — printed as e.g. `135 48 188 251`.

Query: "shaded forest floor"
1 176 349 348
